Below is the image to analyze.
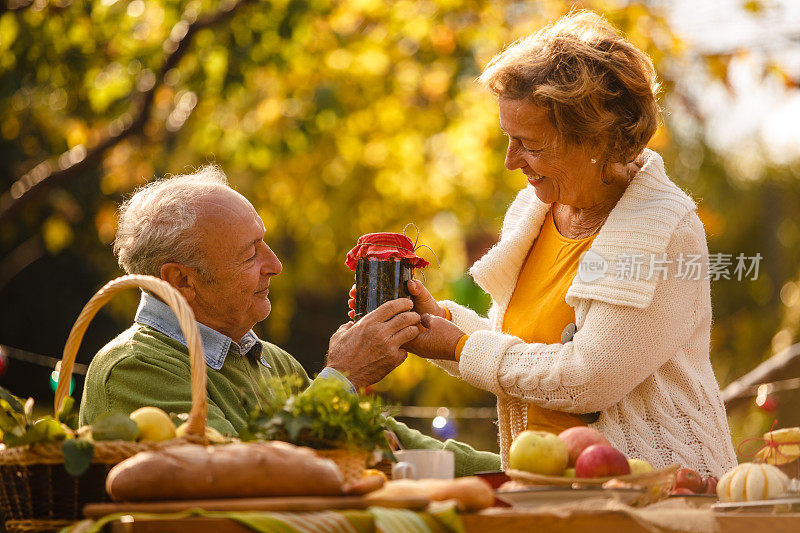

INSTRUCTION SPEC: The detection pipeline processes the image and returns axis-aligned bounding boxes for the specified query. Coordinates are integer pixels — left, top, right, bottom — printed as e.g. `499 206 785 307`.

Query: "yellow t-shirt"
503 208 597 434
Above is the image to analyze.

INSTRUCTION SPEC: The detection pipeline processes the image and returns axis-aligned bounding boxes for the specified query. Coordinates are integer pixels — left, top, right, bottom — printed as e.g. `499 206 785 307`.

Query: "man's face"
189 188 282 342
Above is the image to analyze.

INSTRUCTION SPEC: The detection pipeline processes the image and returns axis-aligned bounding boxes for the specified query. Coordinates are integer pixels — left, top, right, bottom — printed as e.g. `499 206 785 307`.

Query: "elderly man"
79 165 499 476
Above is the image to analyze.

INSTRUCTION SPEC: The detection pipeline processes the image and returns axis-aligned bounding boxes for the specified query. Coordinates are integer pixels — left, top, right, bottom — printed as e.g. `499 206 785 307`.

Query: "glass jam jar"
354 258 414 321
346 232 429 321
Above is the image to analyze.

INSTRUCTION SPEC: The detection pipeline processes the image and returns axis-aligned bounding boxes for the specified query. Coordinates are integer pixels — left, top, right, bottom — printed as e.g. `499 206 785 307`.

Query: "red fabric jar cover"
345 232 430 271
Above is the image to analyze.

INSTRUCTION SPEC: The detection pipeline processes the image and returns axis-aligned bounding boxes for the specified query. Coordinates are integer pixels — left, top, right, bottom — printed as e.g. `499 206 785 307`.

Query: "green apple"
627 458 654 474
509 430 568 476
563 468 576 477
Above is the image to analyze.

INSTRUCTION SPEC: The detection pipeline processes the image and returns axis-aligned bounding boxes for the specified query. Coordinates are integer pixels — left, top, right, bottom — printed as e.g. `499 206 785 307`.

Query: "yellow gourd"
755 427 800 466
716 462 789 502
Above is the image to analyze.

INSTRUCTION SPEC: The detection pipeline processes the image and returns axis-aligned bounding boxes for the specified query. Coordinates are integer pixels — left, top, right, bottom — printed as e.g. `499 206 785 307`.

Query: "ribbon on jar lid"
345 232 431 271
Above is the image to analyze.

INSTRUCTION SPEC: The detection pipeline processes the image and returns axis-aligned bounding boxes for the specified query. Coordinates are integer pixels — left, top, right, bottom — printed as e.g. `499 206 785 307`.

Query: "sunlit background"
1 0 800 455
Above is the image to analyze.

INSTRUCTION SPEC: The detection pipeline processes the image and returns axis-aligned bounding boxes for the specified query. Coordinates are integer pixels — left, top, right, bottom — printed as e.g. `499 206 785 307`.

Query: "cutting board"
83 495 429 518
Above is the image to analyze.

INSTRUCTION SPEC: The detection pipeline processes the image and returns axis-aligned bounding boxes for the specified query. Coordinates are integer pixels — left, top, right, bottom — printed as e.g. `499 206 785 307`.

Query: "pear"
175 421 227 444
130 407 176 442
627 458 654 474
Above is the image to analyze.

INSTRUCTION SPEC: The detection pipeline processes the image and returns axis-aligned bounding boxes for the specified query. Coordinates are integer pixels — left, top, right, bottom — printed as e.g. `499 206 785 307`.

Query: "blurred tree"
1 0 798 451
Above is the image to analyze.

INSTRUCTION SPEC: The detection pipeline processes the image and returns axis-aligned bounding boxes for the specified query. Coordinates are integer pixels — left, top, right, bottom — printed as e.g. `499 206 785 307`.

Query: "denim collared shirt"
134 291 354 392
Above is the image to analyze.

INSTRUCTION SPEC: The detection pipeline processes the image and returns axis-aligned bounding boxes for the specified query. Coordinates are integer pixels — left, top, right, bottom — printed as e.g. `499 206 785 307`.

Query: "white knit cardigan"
434 149 737 478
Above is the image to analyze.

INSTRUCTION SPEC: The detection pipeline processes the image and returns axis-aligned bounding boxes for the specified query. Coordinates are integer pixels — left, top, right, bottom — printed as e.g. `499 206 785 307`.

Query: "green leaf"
32 417 68 443
285 413 313 441
169 412 188 428
62 412 80 431
91 413 138 441
3 426 31 447
243 374 393 454
56 396 75 422
1 417 68 447
0 407 20 433
0 386 24 414
62 439 94 477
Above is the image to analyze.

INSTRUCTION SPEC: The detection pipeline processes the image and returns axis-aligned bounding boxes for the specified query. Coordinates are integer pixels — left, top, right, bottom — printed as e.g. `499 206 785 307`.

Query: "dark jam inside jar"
354 259 414 320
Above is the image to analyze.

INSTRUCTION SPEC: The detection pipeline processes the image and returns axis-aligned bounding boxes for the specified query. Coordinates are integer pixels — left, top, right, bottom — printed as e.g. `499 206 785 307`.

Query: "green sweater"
79 324 310 436
79 324 500 476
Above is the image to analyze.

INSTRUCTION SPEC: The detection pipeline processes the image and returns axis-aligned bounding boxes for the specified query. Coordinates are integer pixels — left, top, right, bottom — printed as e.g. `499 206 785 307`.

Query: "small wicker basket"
506 463 680 507
0 275 209 533
314 449 369 485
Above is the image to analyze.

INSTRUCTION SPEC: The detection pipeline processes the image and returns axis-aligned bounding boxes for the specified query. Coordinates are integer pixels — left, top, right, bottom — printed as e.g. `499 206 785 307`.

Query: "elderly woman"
403 11 737 477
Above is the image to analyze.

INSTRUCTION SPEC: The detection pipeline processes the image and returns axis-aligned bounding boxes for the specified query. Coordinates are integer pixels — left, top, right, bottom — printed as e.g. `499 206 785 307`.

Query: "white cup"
391 450 455 480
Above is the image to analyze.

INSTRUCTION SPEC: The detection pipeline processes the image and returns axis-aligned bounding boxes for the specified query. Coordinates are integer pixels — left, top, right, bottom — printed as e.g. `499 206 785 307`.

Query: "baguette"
106 442 344 501
343 471 386 495
365 477 494 511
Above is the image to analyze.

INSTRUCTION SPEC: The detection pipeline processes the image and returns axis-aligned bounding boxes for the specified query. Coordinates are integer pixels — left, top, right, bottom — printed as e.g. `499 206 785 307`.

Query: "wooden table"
96 510 800 532
463 510 800 532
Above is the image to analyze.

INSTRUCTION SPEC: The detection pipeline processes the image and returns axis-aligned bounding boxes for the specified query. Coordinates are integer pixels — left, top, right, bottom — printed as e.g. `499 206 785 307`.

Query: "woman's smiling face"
499 97 604 208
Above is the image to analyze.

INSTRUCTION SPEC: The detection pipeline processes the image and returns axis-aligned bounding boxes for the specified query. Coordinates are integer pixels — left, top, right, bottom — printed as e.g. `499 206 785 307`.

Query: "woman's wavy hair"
479 9 660 164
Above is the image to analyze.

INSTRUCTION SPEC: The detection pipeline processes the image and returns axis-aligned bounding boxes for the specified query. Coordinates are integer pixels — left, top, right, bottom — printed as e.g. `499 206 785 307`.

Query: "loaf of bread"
106 442 344 501
365 477 494 511
343 470 386 495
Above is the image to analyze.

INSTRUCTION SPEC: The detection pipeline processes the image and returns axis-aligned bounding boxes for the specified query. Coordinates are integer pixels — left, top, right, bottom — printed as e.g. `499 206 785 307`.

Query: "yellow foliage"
42 217 73 254
1 116 19 140
94 202 118 245
66 121 89 148
0 14 19 52
4 0 742 416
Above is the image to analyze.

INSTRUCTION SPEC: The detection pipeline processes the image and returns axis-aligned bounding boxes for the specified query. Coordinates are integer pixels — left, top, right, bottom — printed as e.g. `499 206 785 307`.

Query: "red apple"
558 427 611 467
674 468 703 493
702 476 718 495
671 487 694 496
574 444 631 478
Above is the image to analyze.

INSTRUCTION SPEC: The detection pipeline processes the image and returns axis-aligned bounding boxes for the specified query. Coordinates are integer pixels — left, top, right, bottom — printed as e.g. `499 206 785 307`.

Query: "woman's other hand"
407 279 447 318
403 313 464 361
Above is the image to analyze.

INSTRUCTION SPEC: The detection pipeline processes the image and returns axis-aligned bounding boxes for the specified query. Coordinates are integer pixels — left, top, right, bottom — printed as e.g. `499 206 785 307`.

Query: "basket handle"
54 275 207 442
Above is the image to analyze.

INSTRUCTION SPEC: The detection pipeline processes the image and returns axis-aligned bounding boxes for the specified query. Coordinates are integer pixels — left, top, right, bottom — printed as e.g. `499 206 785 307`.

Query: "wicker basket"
373 457 394 480
506 463 680 507
315 449 369 485
0 275 209 532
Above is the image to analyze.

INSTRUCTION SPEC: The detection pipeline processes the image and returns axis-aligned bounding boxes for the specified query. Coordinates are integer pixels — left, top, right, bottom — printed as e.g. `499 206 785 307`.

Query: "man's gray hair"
113 164 230 279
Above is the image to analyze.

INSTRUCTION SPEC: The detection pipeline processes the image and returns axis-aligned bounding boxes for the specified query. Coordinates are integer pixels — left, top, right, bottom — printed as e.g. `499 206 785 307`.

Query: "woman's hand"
407 279 447 318
346 279 447 320
403 313 465 361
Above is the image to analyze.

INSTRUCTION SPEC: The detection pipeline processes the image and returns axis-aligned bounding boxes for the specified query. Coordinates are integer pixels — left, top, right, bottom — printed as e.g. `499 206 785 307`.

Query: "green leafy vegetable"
0 386 96 478
32 418 70 441
0 387 24 414
0 405 22 433
56 396 79 430
240 375 394 457
90 413 139 442
62 439 94 477
0 385 77 447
